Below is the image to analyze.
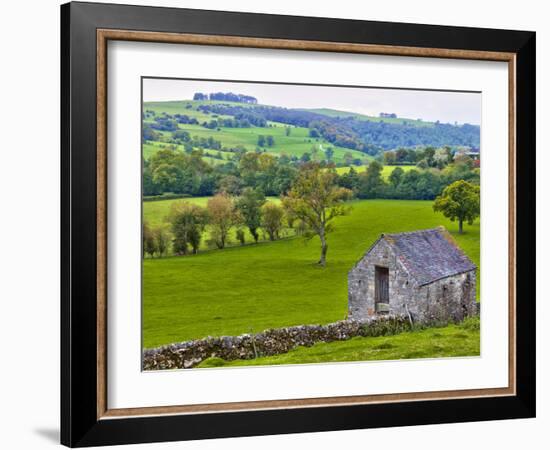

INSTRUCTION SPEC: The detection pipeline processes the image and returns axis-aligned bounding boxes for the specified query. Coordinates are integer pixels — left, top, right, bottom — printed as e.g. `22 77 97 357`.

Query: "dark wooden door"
375 266 389 307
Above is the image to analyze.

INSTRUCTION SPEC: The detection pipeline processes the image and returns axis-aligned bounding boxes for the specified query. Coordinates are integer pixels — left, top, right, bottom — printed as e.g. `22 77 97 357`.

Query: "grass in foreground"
198 320 480 368
143 199 479 348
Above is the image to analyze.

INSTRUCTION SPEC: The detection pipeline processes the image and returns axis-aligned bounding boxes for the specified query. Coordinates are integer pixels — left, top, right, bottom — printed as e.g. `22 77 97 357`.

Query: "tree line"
144 162 479 266
338 157 479 201
193 92 258 103
143 142 479 202
143 190 290 258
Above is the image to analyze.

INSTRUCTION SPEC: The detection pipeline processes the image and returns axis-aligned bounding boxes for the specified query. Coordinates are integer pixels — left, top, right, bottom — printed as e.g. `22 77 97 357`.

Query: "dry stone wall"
143 315 413 371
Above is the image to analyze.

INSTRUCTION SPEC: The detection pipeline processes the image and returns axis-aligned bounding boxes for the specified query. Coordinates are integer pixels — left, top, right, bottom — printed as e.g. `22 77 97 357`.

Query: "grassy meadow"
143 199 480 349
302 108 436 127
143 100 370 164
333 164 416 177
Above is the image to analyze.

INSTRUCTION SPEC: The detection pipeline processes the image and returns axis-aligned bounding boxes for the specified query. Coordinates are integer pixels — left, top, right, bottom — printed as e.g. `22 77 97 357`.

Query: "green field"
333 165 416 178
302 108 435 127
143 199 480 349
199 320 480 367
144 100 234 122
143 100 371 164
143 141 237 161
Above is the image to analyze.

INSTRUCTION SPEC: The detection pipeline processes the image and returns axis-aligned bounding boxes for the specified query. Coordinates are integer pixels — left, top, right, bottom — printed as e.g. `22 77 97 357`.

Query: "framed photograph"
61 1 536 447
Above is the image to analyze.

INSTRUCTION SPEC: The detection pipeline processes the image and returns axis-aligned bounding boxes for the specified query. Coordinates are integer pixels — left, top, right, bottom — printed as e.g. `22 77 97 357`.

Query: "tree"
235 188 266 243
257 135 266 147
407 148 418 164
311 146 319 160
236 228 246 245
384 151 396 165
434 148 450 169
218 175 244 196
422 146 436 167
153 225 170 257
143 221 154 258
344 152 354 166
207 193 238 249
388 166 404 187
285 126 291 136
261 203 285 241
338 166 359 191
282 164 352 266
357 161 384 198
324 147 334 161
309 128 320 138
453 153 474 169
416 159 429 169
266 135 275 147
168 201 209 255
143 221 157 258
395 148 408 163
433 180 480 234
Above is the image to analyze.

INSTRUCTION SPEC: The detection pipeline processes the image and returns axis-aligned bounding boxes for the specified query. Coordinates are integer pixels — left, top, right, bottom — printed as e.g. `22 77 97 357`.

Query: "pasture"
143 100 371 164
302 108 436 127
333 164 416 178
143 199 480 348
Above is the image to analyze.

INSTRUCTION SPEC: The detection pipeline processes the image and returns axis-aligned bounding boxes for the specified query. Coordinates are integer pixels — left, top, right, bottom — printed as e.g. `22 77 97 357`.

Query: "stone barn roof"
361 226 476 286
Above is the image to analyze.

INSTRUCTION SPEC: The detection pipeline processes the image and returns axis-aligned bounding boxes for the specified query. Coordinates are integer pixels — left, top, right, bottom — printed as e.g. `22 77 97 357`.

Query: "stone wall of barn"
348 239 416 320
410 271 477 323
348 239 478 323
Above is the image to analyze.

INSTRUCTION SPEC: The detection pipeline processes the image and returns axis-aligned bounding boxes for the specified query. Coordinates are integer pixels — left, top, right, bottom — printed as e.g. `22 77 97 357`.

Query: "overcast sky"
143 78 481 125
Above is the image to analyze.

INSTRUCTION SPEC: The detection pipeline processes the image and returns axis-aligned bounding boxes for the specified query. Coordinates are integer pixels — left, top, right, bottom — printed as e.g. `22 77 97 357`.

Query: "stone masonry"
348 227 477 324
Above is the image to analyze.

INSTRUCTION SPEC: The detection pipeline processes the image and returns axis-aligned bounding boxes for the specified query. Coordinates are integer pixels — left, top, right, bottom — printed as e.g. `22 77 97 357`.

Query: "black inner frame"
61 2 536 447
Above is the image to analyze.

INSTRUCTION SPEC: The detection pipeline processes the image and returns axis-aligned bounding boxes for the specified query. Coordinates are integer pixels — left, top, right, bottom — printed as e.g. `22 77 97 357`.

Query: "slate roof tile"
381 226 476 286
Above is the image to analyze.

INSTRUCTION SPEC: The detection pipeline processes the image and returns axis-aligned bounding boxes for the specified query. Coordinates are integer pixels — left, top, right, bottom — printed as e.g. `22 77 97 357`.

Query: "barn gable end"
348 227 477 323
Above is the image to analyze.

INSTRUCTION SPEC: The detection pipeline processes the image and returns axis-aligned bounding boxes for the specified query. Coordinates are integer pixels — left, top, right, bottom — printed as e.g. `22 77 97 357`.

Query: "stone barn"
348 227 477 323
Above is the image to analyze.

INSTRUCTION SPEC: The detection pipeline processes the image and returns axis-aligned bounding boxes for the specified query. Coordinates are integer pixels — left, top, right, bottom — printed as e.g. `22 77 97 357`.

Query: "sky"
143 78 481 125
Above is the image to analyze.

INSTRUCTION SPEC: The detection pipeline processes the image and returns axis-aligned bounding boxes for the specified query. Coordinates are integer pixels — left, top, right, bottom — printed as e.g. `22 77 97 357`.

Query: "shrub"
143 193 191 202
261 203 285 241
236 229 246 246
362 316 412 337
459 315 480 331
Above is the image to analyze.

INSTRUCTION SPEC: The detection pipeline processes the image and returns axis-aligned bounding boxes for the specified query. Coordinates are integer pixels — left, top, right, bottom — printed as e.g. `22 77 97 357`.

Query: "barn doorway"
375 266 389 314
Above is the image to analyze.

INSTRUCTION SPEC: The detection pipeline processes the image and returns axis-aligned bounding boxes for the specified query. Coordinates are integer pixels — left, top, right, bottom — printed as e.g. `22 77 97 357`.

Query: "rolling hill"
142 96 480 167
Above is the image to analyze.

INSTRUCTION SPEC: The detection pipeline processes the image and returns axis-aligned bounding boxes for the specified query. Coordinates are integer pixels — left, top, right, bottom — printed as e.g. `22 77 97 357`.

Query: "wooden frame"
61 1 535 447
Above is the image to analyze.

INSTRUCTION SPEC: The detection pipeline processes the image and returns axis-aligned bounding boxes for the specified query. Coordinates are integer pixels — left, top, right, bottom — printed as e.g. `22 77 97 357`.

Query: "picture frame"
61 1 536 447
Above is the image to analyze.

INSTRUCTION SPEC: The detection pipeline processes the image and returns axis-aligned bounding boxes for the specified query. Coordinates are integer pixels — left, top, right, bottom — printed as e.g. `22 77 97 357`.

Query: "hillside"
301 108 434 127
143 97 480 164
141 94 480 200
143 100 368 164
